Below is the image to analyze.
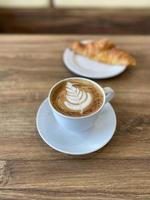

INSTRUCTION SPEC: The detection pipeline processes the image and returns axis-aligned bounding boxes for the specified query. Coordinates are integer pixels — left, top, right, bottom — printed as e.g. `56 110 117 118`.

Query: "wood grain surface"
0 35 150 199
0 8 150 34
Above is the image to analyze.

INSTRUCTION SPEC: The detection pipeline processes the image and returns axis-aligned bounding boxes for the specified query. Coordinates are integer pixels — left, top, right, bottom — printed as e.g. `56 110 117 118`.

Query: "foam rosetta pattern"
64 82 92 113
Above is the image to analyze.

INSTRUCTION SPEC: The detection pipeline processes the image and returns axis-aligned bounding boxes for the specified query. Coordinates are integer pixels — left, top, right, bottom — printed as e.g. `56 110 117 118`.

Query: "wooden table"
0 35 150 199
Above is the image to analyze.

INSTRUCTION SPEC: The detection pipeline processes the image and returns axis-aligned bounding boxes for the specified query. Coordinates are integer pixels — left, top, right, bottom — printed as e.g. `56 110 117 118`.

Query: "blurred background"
0 0 149 34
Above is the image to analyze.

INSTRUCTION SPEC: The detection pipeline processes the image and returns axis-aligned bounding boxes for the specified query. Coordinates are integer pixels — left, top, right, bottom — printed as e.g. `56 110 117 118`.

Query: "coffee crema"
50 79 103 117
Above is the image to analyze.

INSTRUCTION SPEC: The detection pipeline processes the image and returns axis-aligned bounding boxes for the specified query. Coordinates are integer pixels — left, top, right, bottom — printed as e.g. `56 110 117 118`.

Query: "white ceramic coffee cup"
48 77 114 132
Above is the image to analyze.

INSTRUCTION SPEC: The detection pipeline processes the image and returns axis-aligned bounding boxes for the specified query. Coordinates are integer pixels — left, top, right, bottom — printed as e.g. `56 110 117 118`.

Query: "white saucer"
63 48 126 79
36 98 117 155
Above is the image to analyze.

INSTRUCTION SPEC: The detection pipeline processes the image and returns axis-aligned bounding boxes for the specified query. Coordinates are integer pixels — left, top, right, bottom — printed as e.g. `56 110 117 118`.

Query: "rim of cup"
48 77 106 119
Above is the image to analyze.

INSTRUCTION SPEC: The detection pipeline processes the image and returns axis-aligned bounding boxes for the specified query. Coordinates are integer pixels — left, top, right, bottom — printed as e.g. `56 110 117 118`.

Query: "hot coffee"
50 79 104 117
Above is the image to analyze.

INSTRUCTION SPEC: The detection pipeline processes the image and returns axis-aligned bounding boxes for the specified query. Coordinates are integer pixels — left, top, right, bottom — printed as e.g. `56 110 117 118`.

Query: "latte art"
50 79 104 117
64 82 92 113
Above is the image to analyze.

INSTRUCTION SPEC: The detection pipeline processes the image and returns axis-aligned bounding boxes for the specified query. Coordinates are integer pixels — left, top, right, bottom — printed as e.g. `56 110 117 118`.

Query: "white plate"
36 98 117 155
63 48 126 79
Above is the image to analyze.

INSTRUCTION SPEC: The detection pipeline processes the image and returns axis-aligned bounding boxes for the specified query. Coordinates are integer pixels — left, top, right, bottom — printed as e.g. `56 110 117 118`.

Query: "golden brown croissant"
71 39 136 66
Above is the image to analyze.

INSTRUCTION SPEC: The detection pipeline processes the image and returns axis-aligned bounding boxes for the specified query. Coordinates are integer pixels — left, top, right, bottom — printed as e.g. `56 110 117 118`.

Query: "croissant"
71 39 136 66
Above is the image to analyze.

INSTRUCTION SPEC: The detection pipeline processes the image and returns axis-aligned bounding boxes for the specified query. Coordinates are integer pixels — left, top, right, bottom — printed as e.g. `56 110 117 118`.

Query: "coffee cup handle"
103 87 115 104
